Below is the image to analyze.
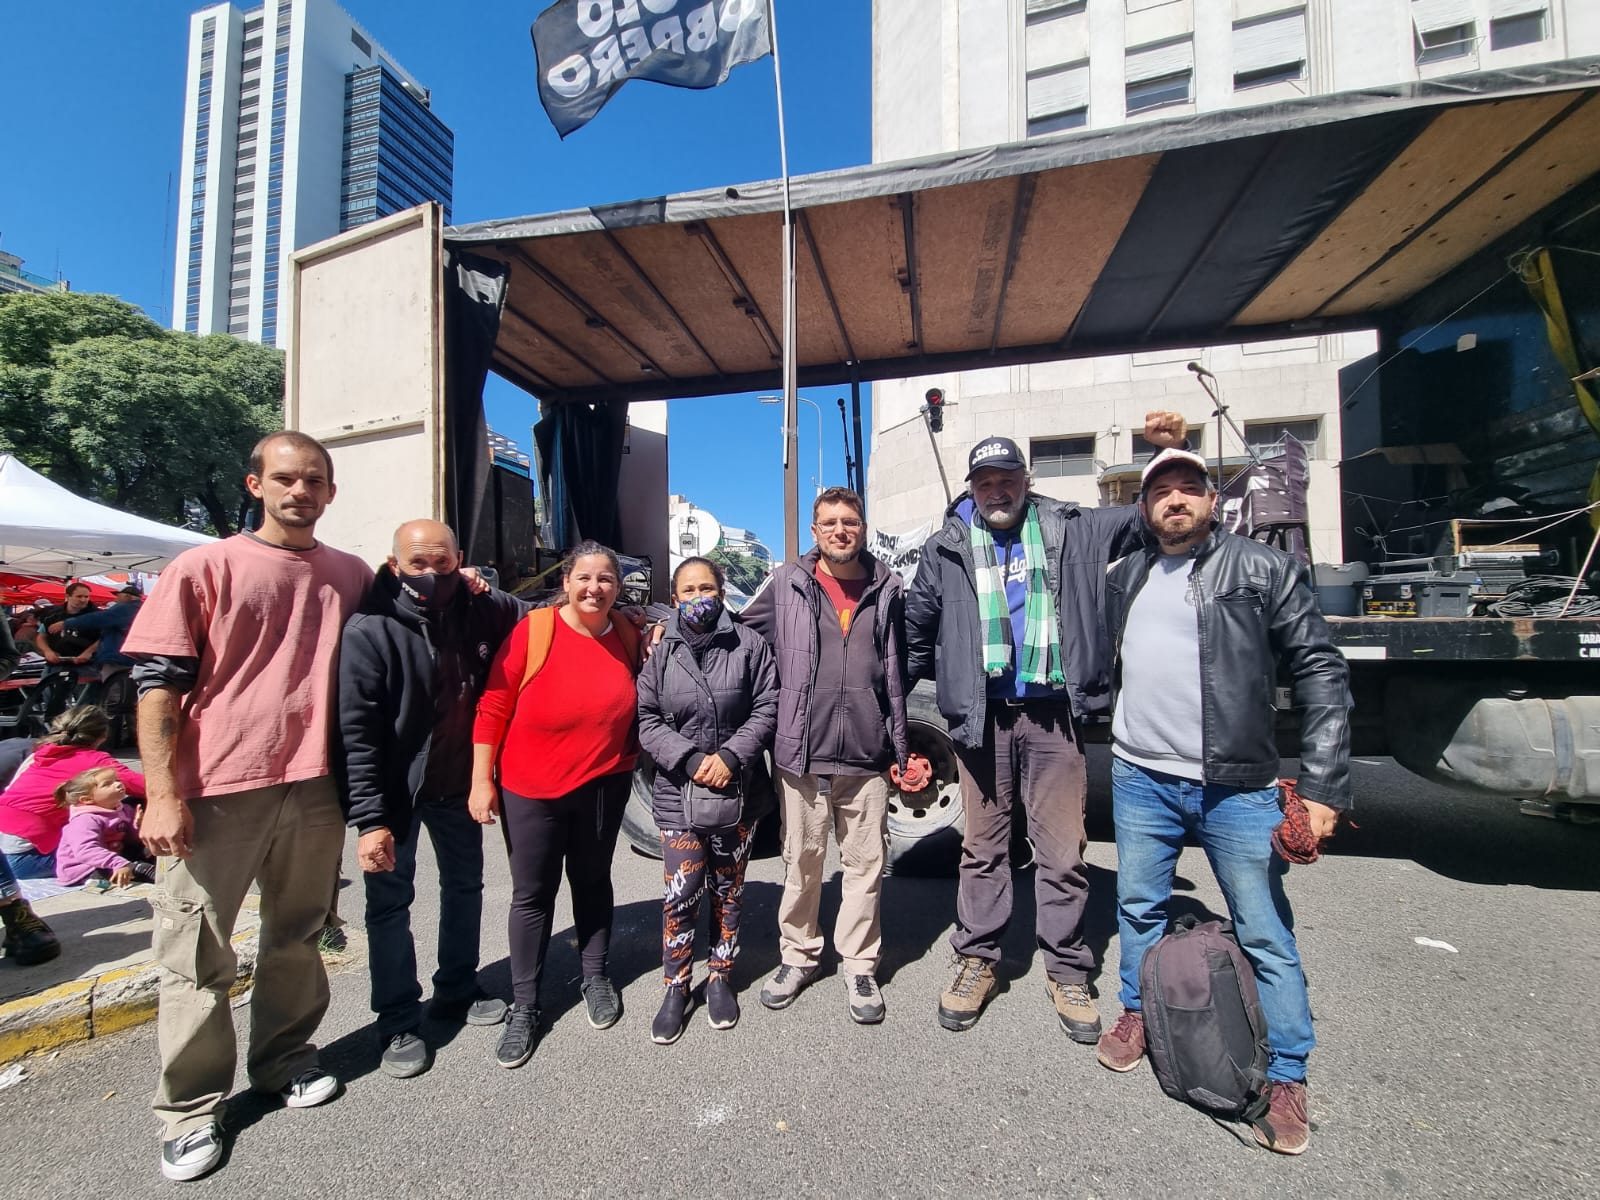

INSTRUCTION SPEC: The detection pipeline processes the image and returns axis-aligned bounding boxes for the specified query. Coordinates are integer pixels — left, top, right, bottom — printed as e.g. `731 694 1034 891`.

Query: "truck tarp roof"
445 58 1600 406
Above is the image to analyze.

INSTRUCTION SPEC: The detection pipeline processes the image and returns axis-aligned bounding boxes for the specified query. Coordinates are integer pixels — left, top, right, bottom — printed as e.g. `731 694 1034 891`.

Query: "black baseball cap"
966 435 1026 479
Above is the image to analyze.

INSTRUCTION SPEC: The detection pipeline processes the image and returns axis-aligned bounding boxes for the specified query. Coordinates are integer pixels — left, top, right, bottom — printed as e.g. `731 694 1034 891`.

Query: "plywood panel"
1238 93 1576 325
521 232 720 379
610 223 777 376
712 210 856 370
803 195 916 362
916 177 1023 355
1326 96 1600 316
998 154 1159 347
496 299 607 389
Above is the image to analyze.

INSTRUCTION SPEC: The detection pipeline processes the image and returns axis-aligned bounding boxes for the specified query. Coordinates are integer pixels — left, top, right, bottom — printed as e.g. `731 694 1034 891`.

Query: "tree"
706 547 770 595
0 292 283 535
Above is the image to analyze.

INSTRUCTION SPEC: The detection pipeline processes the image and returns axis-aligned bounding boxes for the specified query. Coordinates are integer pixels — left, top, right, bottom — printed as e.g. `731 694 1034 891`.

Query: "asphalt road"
3 754 1598 1199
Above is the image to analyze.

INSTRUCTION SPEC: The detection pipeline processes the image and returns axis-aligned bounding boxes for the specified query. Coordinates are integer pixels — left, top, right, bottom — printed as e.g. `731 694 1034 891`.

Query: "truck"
284 58 1600 867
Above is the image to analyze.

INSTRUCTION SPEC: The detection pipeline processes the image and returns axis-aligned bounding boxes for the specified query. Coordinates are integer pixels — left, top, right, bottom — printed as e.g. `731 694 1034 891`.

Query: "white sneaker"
161 1121 223 1182
278 1068 339 1109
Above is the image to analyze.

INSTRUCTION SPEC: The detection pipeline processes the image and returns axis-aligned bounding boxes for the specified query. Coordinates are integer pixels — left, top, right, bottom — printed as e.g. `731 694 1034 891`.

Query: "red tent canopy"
0 573 119 607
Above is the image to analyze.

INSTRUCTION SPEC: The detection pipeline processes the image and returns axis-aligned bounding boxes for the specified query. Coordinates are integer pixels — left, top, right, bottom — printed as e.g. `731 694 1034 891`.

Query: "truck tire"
622 755 782 859
886 685 967 876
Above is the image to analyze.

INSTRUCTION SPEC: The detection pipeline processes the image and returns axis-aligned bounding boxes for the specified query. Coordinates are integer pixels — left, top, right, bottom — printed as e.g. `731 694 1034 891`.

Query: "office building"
173 0 453 346
0 250 69 297
869 1 1600 559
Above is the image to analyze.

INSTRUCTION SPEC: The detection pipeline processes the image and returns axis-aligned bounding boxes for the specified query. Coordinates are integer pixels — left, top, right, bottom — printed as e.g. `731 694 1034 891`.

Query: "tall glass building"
172 0 453 347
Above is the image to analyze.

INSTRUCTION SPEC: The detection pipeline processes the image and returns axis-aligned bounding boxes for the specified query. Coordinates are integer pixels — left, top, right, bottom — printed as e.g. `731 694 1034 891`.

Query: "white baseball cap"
1140 447 1212 492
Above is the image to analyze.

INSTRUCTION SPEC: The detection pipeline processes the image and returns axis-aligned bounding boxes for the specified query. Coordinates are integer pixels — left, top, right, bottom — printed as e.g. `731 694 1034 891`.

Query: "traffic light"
924 387 945 434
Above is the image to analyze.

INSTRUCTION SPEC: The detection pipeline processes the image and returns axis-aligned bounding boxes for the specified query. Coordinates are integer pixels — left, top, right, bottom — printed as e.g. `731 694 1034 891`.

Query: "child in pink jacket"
54 766 155 887
0 706 146 879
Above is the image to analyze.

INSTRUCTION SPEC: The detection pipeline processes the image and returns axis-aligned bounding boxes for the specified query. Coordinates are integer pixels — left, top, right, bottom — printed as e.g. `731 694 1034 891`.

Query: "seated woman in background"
470 541 643 1070
54 765 155 887
636 556 777 1044
0 706 146 879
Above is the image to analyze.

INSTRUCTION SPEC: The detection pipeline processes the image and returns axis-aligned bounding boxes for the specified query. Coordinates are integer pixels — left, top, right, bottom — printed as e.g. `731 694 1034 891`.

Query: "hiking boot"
937 956 997 1031
1096 1010 1146 1072
428 990 507 1027
379 1030 430 1079
581 976 622 1030
846 974 886 1024
651 984 694 1044
1044 977 1102 1044
0 899 61 966
161 1121 224 1182
274 1068 339 1108
705 975 739 1030
495 1004 540 1069
1253 1080 1311 1155
759 963 818 1011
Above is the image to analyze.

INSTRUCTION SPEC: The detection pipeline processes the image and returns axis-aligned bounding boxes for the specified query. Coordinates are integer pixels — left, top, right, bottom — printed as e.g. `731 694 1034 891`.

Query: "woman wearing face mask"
636 557 778 1043
470 541 644 1069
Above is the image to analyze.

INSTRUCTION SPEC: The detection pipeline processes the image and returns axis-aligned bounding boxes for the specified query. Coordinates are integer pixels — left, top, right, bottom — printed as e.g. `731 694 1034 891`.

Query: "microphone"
1186 361 1215 379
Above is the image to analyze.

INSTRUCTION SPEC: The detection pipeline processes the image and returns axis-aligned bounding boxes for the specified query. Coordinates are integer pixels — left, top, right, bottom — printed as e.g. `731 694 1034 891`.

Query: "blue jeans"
362 794 486 1037
3 846 56 881
1111 756 1314 1083
0 851 20 902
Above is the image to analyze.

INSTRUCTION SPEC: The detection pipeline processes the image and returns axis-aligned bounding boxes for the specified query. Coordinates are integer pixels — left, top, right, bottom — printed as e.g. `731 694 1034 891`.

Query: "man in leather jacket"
1095 447 1352 1157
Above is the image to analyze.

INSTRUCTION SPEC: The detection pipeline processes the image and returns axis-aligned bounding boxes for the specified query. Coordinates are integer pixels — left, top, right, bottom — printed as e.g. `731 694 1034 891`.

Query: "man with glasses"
741 487 925 1023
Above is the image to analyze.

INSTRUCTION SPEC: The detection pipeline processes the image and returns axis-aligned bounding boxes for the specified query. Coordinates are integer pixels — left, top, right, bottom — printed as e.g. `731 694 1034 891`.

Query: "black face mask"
397 569 461 610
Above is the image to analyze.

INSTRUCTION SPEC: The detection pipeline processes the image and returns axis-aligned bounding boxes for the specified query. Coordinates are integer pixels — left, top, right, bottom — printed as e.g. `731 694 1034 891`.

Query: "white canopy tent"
0 454 214 577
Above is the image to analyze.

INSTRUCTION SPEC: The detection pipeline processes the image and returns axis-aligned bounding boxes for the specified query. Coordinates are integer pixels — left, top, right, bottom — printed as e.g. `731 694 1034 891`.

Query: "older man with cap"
904 412 1188 1038
1095 447 1351 1155
335 519 526 1079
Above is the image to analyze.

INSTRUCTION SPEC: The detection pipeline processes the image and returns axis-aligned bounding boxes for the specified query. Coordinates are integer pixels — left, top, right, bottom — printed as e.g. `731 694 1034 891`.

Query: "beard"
269 503 320 527
1154 509 1204 546
819 542 860 566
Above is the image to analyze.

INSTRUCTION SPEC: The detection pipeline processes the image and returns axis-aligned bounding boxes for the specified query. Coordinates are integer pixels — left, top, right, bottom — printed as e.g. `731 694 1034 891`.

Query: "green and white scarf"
970 503 1066 688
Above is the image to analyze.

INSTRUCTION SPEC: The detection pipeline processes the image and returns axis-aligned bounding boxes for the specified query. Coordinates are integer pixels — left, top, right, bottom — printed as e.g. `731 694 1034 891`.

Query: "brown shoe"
937 956 997 1031
1253 1080 1310 1155
1096 1009 1146 1071
1044 977 1102 1044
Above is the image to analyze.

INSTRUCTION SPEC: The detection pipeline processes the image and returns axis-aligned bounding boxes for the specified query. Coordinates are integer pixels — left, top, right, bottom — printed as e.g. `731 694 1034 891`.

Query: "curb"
0 927 258 1064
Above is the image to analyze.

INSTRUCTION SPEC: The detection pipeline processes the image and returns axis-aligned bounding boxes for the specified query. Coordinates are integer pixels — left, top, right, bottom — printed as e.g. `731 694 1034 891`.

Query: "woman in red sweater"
470 541 641 1070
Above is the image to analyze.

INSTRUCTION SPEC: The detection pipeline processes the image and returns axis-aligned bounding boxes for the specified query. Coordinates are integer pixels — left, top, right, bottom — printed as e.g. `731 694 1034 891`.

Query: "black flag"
531 0 773 138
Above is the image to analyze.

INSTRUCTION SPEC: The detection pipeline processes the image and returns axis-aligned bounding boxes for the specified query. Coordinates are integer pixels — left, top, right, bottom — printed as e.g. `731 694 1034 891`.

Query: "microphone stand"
1188 365 1263 490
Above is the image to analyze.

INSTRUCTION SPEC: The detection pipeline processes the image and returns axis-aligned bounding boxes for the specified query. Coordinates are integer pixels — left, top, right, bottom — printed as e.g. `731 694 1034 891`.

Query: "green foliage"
706 546 770 595
0 292 283 535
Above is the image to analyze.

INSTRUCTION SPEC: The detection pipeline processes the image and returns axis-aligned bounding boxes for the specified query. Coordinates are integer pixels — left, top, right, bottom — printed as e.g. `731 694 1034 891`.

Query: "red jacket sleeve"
473 617 528 748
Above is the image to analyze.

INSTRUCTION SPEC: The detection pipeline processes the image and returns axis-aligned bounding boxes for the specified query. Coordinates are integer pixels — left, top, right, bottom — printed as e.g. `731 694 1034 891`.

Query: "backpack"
516 605 643 693
1139 915 1271 1128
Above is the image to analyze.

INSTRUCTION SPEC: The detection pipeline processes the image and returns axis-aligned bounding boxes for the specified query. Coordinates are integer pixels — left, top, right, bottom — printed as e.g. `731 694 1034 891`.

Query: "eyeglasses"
814 519 863 531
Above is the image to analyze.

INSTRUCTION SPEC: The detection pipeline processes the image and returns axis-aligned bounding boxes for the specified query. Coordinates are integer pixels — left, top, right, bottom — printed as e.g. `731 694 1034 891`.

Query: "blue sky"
0 0 872 555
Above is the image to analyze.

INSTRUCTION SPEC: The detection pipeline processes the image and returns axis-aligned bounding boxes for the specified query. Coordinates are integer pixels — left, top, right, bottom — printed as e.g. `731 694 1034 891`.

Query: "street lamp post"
759 394 823 495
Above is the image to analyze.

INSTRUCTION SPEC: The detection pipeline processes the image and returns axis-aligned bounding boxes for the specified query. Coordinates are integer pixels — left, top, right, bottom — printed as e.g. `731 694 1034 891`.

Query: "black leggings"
501 772 631 1007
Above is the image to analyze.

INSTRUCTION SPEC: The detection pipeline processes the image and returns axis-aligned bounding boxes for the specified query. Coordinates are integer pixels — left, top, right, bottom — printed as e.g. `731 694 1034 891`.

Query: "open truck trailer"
284 58 1600 866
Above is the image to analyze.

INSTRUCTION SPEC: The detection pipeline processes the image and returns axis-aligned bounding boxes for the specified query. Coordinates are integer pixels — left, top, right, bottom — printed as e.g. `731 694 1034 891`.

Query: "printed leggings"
660 822 755 988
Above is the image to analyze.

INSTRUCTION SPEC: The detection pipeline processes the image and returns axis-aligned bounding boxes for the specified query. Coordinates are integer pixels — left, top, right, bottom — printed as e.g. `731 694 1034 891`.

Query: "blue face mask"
678 594 723 628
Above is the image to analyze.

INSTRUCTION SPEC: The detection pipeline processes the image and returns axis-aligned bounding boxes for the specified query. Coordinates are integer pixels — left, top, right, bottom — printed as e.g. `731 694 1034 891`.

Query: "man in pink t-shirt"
124 431 370 1184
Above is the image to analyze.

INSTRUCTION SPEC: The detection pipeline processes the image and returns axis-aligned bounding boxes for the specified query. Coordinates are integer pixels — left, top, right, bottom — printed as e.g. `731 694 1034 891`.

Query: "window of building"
1490 9 1546 50
1027 60 1089 138
1126 38 1194 115
1233 8 1307 90
1245 418 1320 456
351 29 372 56
1027 0 1086 13
1031 436 1097 477
1416 22 1475 62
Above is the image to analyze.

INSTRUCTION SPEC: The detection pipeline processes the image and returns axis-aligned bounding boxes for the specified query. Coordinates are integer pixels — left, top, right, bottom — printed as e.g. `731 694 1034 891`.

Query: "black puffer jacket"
636 608 779 829
904 493 1144 748
335 567 526 840
1105 528 1353 809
